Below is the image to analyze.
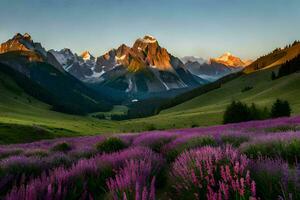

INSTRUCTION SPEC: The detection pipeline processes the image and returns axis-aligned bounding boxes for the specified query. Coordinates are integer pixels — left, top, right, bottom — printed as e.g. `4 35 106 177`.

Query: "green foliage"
221 135 249 147
146 124 157 131
96 137 127 153
242 139 300 164
271 99 291 118
24 150 48 158
223 99 291 124
92 113 106 119
149 138 174 153
265 125 300 133
250 159 300 200
241 86 253 92
250 163 285 199
51 142 72 152
61 166 113 200
166 136 216 162
0 123 57 145
0 149 23 159
191 124 198 128
223 101 269 124
223 101 251 124
0 61 112 115
277 54 300 78
50 154 73 168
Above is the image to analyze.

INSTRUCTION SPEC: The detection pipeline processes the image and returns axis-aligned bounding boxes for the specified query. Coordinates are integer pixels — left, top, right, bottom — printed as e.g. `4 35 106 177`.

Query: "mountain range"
48 35 208 94
184 52 251 81
0 33 257 115
0 33 249 94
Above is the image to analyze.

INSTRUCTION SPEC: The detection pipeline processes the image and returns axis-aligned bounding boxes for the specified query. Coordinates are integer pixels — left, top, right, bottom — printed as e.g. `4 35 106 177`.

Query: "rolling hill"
2 61 300 144
121 67 300 130
244 41 300 73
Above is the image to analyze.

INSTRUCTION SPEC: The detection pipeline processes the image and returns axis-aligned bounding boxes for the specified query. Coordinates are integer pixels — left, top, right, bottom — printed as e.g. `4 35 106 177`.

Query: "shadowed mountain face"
0 33 113 114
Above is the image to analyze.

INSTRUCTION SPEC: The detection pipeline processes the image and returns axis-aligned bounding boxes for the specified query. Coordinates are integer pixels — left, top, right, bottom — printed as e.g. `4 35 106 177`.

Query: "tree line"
272 54 300 80
223 99 291 124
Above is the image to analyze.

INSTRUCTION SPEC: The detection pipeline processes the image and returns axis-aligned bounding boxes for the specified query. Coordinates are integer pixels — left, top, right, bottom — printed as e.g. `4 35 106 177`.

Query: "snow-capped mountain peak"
141 35 157 43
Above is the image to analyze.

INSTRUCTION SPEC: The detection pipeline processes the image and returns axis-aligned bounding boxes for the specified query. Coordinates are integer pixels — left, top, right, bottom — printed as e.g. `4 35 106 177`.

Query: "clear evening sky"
0 0 300 60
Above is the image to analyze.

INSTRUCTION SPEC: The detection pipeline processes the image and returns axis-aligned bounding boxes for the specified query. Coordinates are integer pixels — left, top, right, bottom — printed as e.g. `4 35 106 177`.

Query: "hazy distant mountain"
244 41 300 73
185 61 232 81
210 52 252 67
184 53 249 81
181 56 206 64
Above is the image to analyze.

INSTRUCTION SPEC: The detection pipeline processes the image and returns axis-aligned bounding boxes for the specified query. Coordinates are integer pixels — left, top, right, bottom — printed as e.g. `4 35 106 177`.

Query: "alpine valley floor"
1 66 300 144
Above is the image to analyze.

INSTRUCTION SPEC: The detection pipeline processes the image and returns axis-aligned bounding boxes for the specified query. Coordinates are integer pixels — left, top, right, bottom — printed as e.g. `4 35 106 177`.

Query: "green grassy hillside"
1 65 300 144
120 68 300 129
0 71 123 142
0 52 113 115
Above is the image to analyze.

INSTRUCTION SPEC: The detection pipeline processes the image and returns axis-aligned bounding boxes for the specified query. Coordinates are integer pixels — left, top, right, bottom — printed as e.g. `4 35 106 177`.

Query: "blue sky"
0 0 300 59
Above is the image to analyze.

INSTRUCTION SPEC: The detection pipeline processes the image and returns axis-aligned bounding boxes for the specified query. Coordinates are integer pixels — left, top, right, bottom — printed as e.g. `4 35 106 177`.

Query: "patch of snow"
161 80 170 90
126 78 133 93
195 74 219 82
65 63 73 71
89 70 105 78
49 49 75 69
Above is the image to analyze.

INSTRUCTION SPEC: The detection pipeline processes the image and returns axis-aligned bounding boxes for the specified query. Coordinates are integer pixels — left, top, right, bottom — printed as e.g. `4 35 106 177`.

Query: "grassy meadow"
1 67 300 144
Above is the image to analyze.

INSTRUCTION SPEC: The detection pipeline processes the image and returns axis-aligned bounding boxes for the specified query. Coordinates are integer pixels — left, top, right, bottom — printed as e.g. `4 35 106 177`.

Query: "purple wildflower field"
1 116 300 199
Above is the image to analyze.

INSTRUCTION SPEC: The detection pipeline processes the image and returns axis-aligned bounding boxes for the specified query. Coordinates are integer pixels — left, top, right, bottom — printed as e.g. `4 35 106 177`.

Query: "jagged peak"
61 48 73 54
143 35 157 41
117 43 130 50
142 35 157 43
12 33 32 41
23 33 31 39
134 35 158 45
13 33 23 39
81 50 93 61
223 52 232 56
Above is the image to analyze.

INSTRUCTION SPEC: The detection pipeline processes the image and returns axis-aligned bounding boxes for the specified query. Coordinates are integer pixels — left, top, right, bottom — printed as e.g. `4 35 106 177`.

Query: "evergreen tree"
277 55 300 78
223 101 251 124
223 101 271 124
271 99 291 118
